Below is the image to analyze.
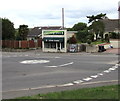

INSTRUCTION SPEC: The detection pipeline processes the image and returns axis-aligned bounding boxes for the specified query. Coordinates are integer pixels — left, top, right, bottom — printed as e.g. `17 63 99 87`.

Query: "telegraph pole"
118 1 120 38
118 1 120 19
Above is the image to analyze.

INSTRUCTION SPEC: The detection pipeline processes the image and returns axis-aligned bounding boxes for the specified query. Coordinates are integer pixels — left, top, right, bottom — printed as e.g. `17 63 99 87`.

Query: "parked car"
69 44 77 52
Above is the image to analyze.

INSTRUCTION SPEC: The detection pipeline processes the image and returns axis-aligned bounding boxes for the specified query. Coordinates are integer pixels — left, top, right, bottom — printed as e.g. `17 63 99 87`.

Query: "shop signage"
43 30 64 35
43 37 64 42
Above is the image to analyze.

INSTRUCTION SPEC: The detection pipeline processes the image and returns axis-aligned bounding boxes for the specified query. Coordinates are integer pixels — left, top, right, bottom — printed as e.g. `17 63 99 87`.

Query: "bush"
68 35 77 44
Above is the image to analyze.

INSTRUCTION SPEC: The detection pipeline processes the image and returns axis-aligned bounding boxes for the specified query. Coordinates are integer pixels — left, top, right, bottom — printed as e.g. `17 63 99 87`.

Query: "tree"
18 25 29 40
90 21 105 40
72 22 87 31
2 18 15 40
87 13 106 41
87 13 106 23
76 28 89 43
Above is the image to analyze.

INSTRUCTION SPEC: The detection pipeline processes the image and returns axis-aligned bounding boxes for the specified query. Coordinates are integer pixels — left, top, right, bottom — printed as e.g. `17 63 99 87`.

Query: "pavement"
104 48 120 54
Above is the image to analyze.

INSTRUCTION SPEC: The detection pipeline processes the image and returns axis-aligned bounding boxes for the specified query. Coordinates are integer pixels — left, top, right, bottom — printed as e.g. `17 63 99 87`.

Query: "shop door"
57 42 60 51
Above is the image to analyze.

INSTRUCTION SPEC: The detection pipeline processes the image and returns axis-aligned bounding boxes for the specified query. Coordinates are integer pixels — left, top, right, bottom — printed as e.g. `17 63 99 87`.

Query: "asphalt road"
2 51 119 99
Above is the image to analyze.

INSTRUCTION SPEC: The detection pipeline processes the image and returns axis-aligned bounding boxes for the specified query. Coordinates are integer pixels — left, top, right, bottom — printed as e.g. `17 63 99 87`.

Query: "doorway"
57 42 60 51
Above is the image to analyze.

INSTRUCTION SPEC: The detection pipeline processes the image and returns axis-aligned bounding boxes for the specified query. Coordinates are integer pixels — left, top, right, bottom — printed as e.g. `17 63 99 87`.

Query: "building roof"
100 19 120 32
27 26 63 37
67 31 78 34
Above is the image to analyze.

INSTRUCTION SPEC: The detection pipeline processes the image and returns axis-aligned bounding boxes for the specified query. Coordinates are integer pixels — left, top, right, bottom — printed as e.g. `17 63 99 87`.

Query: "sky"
0 0 120 28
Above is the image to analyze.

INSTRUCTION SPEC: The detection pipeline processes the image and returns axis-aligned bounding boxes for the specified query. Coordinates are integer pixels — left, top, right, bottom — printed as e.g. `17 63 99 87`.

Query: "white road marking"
45 62 74 68
83 77 92 81
59 62 74 67
45 66 58 68
3 80 118 93
97 73 103 76
103 70 110 73
90 75 98 78
20 60 50 64
109 67 116 71
73 80 84 84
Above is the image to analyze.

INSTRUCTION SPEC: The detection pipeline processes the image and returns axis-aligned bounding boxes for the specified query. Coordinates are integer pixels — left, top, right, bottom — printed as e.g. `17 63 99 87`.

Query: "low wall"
86 45 98 53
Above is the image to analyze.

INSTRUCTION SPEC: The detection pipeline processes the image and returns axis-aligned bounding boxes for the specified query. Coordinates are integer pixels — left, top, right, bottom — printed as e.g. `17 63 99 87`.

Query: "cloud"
0 0 119 28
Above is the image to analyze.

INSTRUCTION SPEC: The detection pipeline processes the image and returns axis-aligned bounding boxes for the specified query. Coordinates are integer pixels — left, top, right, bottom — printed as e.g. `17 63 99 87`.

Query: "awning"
43 37 64 42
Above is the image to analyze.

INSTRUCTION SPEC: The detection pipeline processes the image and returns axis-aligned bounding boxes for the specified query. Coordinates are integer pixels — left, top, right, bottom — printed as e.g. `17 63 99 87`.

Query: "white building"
42 30 67 52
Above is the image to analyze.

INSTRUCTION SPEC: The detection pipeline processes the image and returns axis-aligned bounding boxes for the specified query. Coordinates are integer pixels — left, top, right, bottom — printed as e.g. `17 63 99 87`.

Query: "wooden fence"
1 39 42 49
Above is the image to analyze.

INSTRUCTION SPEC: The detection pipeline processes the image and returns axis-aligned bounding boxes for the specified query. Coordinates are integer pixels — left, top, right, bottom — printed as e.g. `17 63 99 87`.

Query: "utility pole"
62 8 64 29
118 1 120 38
118 1 120 19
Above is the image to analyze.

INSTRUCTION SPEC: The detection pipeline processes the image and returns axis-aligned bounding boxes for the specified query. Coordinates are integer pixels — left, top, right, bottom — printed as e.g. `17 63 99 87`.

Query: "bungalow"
100 18 120 38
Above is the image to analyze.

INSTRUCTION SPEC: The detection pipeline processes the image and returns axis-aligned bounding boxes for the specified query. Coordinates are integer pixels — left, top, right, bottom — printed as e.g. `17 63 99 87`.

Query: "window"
44 42 56 49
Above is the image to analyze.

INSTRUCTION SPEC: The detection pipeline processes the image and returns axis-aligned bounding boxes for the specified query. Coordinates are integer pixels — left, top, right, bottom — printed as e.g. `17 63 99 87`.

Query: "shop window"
44 42 56 49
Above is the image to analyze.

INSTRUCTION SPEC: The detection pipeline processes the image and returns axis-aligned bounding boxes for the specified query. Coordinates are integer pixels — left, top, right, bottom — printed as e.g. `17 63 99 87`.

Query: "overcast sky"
0 0 120 28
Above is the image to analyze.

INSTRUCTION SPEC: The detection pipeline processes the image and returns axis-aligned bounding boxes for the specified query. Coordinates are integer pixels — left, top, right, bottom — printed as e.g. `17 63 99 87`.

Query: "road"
2 51 119 99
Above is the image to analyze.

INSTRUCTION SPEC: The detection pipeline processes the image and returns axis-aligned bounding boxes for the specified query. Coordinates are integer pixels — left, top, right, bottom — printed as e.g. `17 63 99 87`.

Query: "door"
57 42 60 51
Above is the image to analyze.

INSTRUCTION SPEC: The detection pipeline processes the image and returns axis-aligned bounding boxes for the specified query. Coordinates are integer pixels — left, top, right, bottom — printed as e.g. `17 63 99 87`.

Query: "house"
100 19 120 38
100 18 120 48
27 26 63 40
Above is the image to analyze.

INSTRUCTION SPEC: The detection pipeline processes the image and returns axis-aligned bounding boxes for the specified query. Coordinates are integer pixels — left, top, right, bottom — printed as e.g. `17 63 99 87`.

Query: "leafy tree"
67 28 74 31
76 28 89 43
87 13 106 23
72 22 87 31
18 25 29 40
90 20 105 40
87 13 106 41
2 18 15 40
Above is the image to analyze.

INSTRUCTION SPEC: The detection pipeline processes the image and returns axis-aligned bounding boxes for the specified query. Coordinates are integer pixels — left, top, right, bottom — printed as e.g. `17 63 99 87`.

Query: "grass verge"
16 85 119 99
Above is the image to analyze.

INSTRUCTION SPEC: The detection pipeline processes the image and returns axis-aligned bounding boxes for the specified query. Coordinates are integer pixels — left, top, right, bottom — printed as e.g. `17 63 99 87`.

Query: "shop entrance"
57 43 60 51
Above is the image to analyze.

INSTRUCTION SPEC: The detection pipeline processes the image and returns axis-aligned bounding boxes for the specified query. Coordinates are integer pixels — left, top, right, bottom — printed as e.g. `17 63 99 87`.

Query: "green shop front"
42 30 67 52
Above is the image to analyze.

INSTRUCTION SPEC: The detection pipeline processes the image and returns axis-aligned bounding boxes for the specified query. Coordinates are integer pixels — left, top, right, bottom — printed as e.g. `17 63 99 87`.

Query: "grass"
91 41 105 45
16 85 119 99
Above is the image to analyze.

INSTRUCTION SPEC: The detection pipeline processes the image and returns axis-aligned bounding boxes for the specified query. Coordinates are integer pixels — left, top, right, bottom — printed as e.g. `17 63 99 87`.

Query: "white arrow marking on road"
59 62 74 67
45 62 74 68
